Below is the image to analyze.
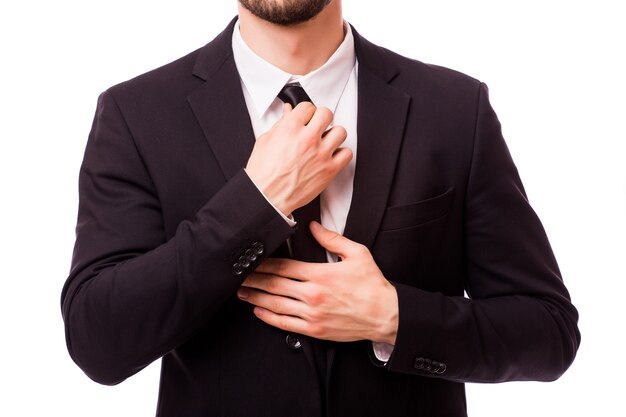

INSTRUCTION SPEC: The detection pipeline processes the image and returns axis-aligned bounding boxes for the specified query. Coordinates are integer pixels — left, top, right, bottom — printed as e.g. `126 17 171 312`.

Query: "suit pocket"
379 187 454 231
373 187 456 290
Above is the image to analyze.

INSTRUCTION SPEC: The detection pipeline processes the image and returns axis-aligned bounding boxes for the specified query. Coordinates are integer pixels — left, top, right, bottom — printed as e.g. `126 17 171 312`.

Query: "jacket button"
414 357 425 370
232 263 245 276
285 334 302 350
252 242 265 255
423 358 433 372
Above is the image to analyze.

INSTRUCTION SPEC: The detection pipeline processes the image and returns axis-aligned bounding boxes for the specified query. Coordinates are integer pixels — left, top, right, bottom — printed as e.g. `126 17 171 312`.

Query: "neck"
237 1 344 75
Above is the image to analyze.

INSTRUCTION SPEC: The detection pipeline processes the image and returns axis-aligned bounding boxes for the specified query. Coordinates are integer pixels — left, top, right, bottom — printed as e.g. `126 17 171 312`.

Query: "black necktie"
278 83 313 108
277 84 327 264
277 84 329 396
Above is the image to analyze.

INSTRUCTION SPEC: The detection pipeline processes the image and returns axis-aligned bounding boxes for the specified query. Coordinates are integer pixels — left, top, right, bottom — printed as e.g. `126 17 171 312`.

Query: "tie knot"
278 84 312 107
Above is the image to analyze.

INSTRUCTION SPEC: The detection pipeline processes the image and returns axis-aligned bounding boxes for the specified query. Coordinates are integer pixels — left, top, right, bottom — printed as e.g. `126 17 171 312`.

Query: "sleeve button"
238 255 251 268
252 242 264 255
232 263 245 276
245 249 258 262
436 363 447 374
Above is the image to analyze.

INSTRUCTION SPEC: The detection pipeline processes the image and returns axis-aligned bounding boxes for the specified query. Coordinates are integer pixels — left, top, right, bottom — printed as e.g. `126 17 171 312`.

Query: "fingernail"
237 288 249 299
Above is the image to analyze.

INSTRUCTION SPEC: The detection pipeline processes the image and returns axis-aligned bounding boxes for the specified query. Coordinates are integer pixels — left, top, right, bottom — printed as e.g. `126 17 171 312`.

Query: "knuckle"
302 132 319 147
355 243 369 256
307 289 325 307
317 106 333 118
284 119 301 134
243 275 257 287
306 309 319 322
299 101 315 111
324 233 342 249
266 278 279 293
270 297 283 312
276 316 288 331
306 323 323 338
322 162 337 176
275 259 288 275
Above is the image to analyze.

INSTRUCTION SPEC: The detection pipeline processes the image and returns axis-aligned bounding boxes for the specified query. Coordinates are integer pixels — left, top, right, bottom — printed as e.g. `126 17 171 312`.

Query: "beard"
239 0 333 26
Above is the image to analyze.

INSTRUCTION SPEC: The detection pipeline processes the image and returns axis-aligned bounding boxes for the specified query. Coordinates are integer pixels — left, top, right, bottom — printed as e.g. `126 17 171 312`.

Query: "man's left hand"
237 221 398 345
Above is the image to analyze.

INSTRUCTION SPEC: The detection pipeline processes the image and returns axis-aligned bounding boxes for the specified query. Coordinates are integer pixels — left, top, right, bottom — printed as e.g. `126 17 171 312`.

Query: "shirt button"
285 334 302 350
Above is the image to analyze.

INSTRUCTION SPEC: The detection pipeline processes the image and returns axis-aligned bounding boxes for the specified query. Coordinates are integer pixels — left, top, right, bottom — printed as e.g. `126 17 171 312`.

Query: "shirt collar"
232 19 356 117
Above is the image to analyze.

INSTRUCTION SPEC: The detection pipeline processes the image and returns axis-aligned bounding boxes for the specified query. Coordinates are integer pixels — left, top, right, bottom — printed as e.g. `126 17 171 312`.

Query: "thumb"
309 221 361 260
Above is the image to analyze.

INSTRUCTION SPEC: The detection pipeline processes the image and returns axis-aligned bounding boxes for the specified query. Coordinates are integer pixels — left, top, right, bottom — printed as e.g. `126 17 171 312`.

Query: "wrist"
244 168 294 217
371 282 399 345
269 195 293 218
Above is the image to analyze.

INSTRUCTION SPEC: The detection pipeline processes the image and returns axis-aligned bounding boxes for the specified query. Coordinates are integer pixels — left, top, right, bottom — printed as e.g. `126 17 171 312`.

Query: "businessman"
61 1 580 416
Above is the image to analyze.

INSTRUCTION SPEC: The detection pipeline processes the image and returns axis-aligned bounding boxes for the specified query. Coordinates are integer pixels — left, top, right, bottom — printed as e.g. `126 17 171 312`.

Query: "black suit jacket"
61 19 580 417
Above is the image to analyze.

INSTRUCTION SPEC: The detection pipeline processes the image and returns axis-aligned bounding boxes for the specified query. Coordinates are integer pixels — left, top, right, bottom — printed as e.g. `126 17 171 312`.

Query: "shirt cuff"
372 341 394 363
243 169 296 227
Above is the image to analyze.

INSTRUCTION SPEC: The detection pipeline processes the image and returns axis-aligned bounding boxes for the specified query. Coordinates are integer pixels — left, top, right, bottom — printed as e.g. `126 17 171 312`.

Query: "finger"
309 220 364 259
320 125 348 154
290 101 317 125
242 272 306 300
252 307 310 335
255 258 317 281
237 288 306 317
281 102 293 118
306 106 334 135
330 146 353 168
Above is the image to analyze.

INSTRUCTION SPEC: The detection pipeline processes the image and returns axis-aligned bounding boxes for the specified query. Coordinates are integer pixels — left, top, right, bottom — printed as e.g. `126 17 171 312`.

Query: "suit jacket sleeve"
61 90 294 385
385 83 580 382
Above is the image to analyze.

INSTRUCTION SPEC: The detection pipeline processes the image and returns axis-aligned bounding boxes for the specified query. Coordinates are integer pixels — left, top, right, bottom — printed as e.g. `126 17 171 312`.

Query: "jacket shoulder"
355 30 483 100
105 47 204 102
105 19 236 101
385 47 482 96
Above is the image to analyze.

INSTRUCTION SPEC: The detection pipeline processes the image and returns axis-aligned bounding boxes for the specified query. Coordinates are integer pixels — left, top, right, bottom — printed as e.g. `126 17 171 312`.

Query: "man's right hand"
245 102 353 216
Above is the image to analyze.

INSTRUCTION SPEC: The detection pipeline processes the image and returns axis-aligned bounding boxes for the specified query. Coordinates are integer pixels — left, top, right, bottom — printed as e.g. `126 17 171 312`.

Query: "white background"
1 0 624 415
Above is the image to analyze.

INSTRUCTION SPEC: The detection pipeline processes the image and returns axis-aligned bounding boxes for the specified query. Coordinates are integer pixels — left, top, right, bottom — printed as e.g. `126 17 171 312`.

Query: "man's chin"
239 0 333 26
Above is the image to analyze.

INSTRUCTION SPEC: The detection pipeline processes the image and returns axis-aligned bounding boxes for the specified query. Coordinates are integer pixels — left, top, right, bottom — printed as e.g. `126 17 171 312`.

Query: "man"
61 0 580 416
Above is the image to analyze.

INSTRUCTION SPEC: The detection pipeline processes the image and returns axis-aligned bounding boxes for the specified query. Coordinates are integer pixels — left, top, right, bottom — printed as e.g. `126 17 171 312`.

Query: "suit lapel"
343 65 410 246
326 28 411 390
187 19 319 378
187 56 255 182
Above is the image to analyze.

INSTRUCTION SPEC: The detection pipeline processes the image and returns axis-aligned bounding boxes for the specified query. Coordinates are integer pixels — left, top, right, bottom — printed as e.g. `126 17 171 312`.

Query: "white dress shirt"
232 20 394 362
